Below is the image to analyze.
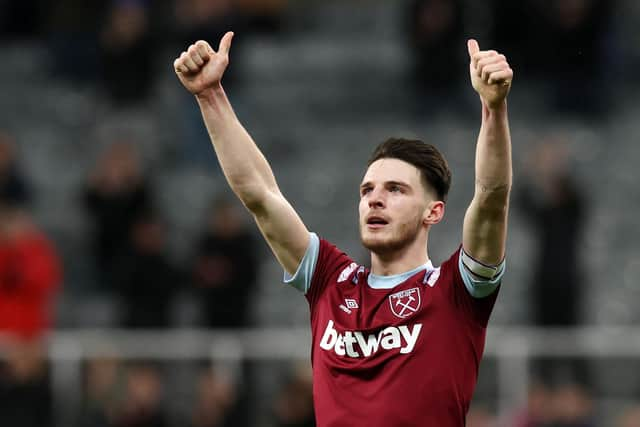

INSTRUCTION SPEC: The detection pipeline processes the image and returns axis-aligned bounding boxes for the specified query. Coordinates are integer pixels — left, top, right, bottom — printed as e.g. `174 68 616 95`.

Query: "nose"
368 188 385 209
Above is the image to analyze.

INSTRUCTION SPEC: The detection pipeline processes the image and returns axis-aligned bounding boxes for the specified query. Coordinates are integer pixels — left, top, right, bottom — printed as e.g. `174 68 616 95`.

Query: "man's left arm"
462 39 513 270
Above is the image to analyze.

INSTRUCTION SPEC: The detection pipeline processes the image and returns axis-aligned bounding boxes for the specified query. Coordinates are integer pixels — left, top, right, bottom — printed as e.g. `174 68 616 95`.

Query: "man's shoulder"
315 238 360 280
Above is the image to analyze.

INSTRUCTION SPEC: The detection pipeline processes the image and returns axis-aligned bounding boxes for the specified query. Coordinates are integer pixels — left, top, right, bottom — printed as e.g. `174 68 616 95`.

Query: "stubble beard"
360 214 423 257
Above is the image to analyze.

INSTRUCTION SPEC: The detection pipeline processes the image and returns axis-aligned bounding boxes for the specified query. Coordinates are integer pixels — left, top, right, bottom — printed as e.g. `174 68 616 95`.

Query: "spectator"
0 340 53 427
174 0 240 47
0 207 61 341
191 367 240 427
618 405 640 427
273 364 315 427
489 1 536 75
517 139 586 327
518 139 589 387
548 382 595 427
45 0 107 82
466 406 496 427
0 203 61 427
0 0 43 40
407 0 466 110
84 141 153 289
192 197 259 328
80 356 125 427
236 0 288 34
114 212 179 328
531 0 612 116
0 131 31 207
113 363 168 427
508 382 554 427
100 0 156 106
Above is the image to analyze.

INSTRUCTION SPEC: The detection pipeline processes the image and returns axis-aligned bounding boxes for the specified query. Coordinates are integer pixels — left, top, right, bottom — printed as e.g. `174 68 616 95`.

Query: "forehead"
362 158 422 187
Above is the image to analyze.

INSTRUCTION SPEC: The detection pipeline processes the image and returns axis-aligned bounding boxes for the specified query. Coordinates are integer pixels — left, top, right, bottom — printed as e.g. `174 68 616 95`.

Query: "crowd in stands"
408 0 614 116
0 129 278 425
468 383 640 427
0 131 61 427
0 0 635 426
0 128 264 425
0 0 286 101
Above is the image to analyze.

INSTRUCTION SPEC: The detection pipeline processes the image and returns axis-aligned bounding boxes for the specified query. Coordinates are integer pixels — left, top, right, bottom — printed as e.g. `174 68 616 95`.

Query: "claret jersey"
285 233 503 427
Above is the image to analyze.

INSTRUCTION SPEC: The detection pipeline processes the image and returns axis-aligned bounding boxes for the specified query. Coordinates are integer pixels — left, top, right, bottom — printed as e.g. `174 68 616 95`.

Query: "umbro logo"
344 299 358 309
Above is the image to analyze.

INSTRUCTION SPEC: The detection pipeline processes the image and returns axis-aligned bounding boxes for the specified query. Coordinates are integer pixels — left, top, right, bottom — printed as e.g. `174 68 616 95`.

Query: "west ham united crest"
389 287 421 319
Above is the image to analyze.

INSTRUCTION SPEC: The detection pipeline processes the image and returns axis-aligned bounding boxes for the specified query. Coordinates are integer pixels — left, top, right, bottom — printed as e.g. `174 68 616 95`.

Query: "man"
174 32 513 426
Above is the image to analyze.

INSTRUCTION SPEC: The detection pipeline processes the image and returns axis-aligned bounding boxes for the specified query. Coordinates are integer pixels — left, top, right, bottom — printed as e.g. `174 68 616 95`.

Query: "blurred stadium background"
1 0 640 426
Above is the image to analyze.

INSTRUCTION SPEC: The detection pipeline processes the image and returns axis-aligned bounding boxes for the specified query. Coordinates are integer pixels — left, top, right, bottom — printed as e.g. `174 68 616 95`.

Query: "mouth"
366 216 389 229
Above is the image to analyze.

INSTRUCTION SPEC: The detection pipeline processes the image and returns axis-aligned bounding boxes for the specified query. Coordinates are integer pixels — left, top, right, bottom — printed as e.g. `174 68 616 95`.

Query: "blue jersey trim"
458 250 504 299
367 261 434 289
283 232 320 294
284 236 504 298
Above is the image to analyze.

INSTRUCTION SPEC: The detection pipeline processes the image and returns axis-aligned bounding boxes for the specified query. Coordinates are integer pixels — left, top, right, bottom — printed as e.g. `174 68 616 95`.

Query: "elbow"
225 168 279 212
232 181 277 213
473 182 511 216
233 184 264 212
241 194 267 213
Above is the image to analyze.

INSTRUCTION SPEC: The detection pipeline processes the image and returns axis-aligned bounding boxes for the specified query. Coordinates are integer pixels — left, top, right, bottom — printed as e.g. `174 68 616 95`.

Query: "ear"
423 201 445 226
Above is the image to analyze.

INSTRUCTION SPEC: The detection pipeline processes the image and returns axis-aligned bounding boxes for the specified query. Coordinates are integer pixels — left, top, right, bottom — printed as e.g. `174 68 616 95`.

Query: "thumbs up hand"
174 32 234 96
467 39 513 109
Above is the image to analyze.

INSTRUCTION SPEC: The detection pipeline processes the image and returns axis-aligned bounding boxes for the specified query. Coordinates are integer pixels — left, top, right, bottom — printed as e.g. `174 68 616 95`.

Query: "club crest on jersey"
338 262 358 283
389 287 421 319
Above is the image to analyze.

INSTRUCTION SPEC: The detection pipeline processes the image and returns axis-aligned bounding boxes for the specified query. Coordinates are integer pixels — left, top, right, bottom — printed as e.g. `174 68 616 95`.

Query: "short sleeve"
443 246 500 328
284 232 320 294
304 238 354 309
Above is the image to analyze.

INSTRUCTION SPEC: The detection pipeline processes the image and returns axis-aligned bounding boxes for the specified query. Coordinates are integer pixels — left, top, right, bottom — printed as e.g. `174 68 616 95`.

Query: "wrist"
482 99 508 116
195 83 225 105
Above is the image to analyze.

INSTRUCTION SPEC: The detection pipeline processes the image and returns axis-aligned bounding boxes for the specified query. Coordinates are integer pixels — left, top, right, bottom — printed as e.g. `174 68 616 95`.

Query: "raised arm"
462 40 513 265
174 32 309 274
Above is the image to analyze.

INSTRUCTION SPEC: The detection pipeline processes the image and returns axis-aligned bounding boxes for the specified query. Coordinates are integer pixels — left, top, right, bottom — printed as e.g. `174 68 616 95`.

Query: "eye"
361 187 372 196
389 185 401 193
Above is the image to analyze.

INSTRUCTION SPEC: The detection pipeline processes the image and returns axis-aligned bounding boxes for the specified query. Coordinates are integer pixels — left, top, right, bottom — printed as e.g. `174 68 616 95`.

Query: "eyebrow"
359 180 412 190
386 180 411 189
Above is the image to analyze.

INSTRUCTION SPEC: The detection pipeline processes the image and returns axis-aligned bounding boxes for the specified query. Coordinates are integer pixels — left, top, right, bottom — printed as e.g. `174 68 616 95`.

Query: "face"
359 158 442 255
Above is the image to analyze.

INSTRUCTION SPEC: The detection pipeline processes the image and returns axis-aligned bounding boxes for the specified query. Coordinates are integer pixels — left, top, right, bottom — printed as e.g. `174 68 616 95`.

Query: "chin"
360 224 421 256
361 234 387 253
361 231 402 255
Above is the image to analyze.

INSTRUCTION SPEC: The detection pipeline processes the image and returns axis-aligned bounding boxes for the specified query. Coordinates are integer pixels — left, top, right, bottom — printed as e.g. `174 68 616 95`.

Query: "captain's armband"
459 248 505 298
460 249 504 280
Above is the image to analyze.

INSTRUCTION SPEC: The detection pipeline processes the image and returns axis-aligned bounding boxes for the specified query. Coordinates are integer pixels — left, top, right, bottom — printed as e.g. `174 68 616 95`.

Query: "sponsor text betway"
319 320 421 357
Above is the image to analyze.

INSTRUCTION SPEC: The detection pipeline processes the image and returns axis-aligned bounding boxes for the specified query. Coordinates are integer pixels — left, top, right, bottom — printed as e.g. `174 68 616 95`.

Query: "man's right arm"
174 32 309 275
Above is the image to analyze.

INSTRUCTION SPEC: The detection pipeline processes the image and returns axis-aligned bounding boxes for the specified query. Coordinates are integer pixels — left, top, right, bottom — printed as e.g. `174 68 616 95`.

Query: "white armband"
460 249 504 280
459 248 505 298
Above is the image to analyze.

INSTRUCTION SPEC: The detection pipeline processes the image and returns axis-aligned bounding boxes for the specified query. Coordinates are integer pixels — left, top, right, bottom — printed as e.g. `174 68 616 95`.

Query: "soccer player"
174 32 513 426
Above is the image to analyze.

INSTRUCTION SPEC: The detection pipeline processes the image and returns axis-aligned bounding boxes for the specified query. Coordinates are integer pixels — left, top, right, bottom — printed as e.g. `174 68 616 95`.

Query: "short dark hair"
368 138 452 202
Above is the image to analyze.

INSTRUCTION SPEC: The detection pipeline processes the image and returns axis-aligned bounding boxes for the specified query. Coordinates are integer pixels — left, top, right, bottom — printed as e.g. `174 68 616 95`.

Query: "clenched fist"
174 32 234 96
467 39 513 109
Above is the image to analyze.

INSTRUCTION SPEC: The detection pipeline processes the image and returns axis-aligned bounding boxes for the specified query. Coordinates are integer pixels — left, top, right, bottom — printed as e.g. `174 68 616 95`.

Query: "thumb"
467 39 480 58
218 31 234 56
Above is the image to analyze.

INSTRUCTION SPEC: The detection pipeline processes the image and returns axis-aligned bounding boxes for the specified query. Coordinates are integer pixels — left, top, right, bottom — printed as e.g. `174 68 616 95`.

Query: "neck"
370 233 430 276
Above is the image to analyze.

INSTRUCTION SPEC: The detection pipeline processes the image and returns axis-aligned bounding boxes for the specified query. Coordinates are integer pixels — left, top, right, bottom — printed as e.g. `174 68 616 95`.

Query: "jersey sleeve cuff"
458 248 505 299
283 232 320 294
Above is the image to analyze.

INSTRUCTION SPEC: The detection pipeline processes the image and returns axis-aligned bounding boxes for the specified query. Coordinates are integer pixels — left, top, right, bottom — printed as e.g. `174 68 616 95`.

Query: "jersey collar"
367 260 435 289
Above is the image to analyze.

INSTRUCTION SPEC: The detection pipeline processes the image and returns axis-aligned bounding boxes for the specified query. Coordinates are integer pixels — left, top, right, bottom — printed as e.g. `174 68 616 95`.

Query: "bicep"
249 190 310 276
462 187 510 265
